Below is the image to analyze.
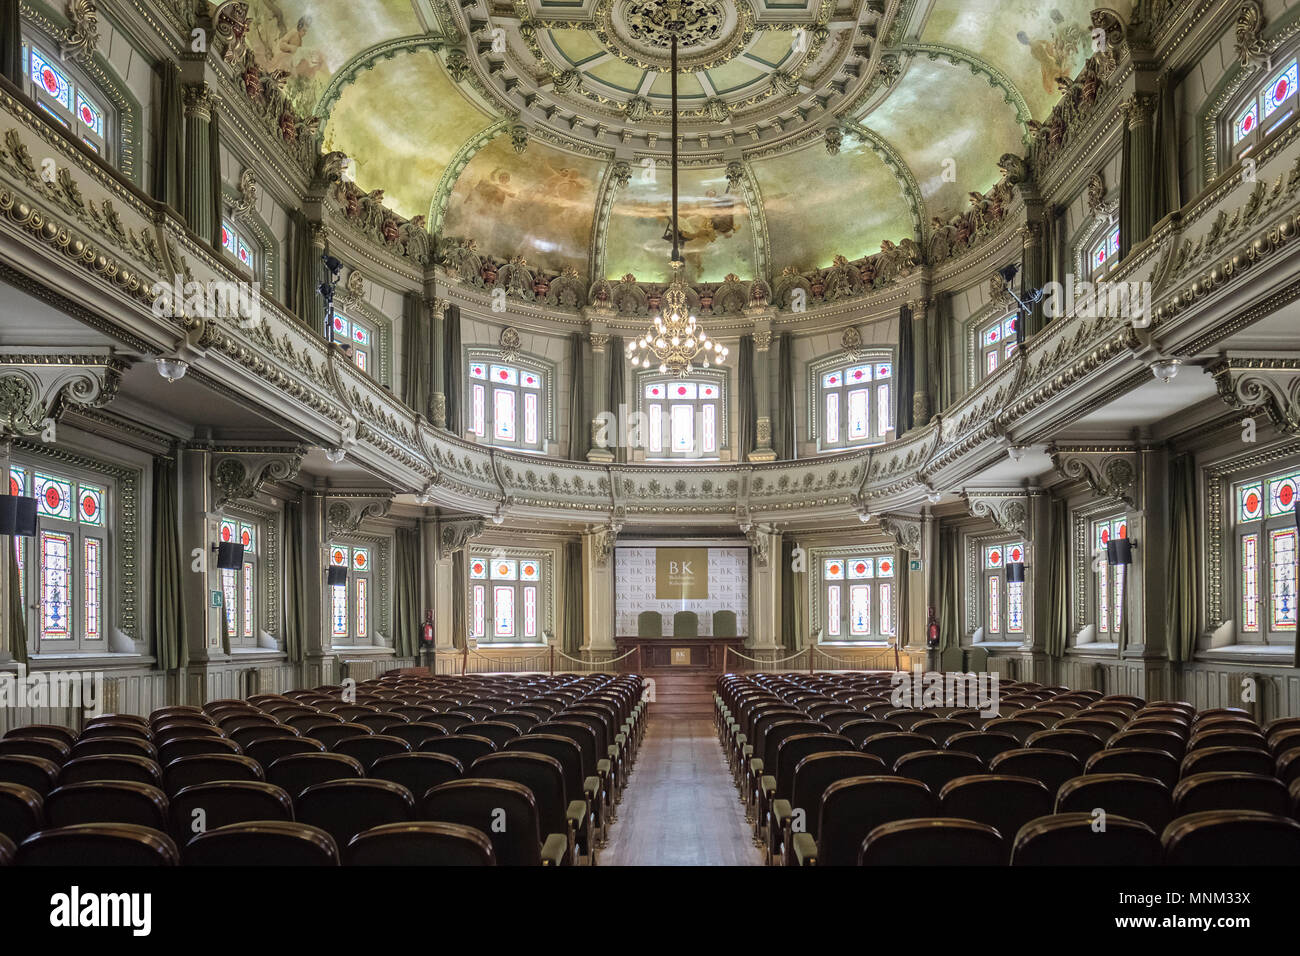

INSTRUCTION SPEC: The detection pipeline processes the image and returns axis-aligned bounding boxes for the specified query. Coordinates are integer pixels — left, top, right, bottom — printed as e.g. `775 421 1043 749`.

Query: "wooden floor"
601 716 764 866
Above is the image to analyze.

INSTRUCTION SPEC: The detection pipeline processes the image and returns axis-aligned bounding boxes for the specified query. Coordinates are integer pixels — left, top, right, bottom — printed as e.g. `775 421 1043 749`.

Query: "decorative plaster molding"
211 447 304 511
0 349 126 438
1049 444 1138 507
439 517 485 557
1208 356 1300 435
963 491 1030 534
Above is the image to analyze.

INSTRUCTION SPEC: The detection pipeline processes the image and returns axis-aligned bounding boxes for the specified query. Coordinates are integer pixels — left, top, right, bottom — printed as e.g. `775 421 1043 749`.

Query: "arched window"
1234 467 1297 643
22 38 112 157
807 352 893 453
1231 57 1299 163
977 314 1018 379
819 553 896 640
466 353 553 453
981 541 1026 638
468 550 548 644
10 462 110 654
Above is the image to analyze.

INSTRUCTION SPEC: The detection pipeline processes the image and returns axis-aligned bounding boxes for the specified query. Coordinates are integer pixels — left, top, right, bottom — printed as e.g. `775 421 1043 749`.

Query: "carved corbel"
878 514 922 557
211 446 304 511
1208 356 1300 435
59 0 100 65
326 495 394 536
439 517 485 559
745 524 773 568
590 524 618 567
0 349 126 438
1048 444 1138 507
1235 0 1269 68
963 491 1029 534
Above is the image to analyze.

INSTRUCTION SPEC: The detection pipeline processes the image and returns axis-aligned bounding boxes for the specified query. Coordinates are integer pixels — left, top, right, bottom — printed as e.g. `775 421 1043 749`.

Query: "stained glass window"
356 577 369 639
643 377 720 459
78 485 104 526
1231 58 1299 161
331 579 348 639
1270 528 1296 631
1240 482 1264 521
30 46 70 108
35 473 72 520
1236 102 1258 142
824 554 892 639
983 540 1027 639
468 550 546 643
329 542 374 645
1268 475 1297 516
1242 534 1260 632
1263 61 1298 117
1088 226 1122 281
1236 467 1300 642
467 355 548 452
241 562 254 639
816 357 893 450
1094 517 1127 636
26 39 115 157
221 219 258 276
39 531 71 639
988 576 1001 633
979 315 1019 379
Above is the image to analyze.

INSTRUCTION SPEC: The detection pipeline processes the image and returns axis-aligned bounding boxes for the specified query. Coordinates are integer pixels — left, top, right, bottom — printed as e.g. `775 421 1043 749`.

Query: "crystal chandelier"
625 33 729 378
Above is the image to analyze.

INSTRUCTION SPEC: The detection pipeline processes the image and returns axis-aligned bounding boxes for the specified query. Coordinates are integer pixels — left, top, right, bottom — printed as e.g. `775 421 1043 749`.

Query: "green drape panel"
393 528 420 658
737 334 756 459
608 335 626 463
7 542 26 666
208 108 222 249
1045 496 1071 658
443 304 462 434
151 458 187 670
895 547 910 647
451 550 467 649
1046 204 1069 323
287 210 318 329
931 292 956 413
1119 124 1133 259
773 332 795 460
562 541 583 654
779 536 805 651
152 62 184 210
567 332 589 460
937 526 961 652
282 498 306 663
0 0 20 85
894 306 915 434
1153 73 1182 224
401 292 430 416
1166 453 1199 663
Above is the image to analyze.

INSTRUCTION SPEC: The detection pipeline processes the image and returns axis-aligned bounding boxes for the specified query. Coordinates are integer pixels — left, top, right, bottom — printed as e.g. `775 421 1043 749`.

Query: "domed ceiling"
243 0 1130 284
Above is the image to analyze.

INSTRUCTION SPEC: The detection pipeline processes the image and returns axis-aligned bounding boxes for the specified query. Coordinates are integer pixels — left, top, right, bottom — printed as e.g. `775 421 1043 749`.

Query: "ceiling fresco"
243 0 1111 280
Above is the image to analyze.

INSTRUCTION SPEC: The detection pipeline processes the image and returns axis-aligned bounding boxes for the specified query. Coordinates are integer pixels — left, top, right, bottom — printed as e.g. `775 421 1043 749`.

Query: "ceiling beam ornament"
1208 355 1300 435
438 516 485 559
962 491 1029 534
878 513 922 557
1048 443 1138 507
210 446 305 512
0 348 126 439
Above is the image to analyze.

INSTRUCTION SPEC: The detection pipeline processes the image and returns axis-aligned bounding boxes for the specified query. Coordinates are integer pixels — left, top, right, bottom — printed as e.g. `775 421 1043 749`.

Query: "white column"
748 528 781 647
582 531 615 650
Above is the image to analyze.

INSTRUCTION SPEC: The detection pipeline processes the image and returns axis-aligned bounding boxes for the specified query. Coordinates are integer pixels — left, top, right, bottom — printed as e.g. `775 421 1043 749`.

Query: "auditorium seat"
345 821 496 866
17 823 179 866
837 719 903 747
1161 810 1300 865
458 720 521 750
894 750 984 794
420 734 497 768
157 737 242 766
0 833 12 865
1085 748 1179 789
1012 813 1160 865
1278 749 1300 786
0 737 70 764
938 775 1053 860
0 783 43 843
371 752 463 798
332 734 412 770
1172 771 1289 815
242 736 326 769
1054 774 1173 832
792 776 936 866
382 722 449 749
1188 729 1269 753
989 749 1080 795
4 725 77 748
169 781 294 843
183 821 340 866
472 752 585 864
860 732 935 767
60 755 163 789
859 818 1004 866
163 754 263 794
424 779 567 866
44 781 170 831
266 753 365 799
311 723 375 749
297 779 416 848
0 755 60 796
945 730 1020 762
228 725 301 749
70 737 159 761
1180 745 1274 778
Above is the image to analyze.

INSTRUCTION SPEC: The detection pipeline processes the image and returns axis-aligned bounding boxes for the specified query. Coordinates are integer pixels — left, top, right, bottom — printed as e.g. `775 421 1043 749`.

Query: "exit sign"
909 559 922 572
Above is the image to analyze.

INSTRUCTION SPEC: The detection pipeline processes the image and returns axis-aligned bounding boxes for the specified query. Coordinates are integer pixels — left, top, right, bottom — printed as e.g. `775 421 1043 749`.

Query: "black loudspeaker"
0 495 38 537
1106 538 1133 566
326 565 348 587
1006 562 1026 583
216 542 245 571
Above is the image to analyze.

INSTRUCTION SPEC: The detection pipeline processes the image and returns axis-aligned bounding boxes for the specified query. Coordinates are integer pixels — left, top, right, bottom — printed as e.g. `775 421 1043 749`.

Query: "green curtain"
737 334 756 459
1045 496 1071 658
451 550 466 649
151 457 187 671
773 331 795 460
568 332 589 460
287 210 318 330
779 535 806 651
1118 124 1133 259
401 292 430 416
0 0 20 85
893 306 915 434
608 335 626 463
393 528 420 658
281 497 306 663
930 292 955 413
937 526 961 652
1153 73 1182 224
562 540 583 654
895 547 910 647
1166 453 1199 663
443 304 462 434
152 62 184 210
208 108 223 249
8 541 26 666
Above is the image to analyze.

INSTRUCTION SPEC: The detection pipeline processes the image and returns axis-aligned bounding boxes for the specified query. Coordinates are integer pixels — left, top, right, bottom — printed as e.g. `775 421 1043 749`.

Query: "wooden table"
614 636 746 672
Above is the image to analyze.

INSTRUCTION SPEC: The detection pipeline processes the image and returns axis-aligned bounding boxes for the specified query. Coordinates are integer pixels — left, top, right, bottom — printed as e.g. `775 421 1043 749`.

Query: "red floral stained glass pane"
44 486 60 509
855 562 867 575
240 528 251 547
677 386 688 396
1010 545 1023 562
829 563 841 575
879 560 892 574
1100 528 1110 544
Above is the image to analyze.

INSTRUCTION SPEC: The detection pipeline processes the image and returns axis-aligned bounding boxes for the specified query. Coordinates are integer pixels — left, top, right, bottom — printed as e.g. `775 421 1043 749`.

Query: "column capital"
588 332 610 352
752 329 773 352
182 83 218 120
1120 92 1156 129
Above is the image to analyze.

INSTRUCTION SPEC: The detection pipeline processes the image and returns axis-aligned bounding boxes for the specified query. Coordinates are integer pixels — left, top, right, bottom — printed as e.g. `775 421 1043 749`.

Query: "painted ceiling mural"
243 0 1113 280
442 137 606 276
604 165 755 282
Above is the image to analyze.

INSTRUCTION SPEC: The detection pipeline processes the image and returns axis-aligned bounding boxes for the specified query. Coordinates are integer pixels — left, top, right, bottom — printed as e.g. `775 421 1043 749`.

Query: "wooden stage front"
616 636 745 717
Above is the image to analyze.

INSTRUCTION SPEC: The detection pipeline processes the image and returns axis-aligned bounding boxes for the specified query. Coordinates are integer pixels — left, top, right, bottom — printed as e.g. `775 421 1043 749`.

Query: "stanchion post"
550 645 555 676
461 644 468 676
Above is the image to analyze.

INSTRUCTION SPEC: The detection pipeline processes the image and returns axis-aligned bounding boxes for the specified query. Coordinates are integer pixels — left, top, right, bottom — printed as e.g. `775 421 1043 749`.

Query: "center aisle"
601 716 764 866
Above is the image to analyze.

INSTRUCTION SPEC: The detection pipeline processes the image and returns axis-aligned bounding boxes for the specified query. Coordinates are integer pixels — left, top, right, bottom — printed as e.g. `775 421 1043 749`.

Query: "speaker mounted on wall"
215 541 246 571
326 565 348 587
0 495 38 537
